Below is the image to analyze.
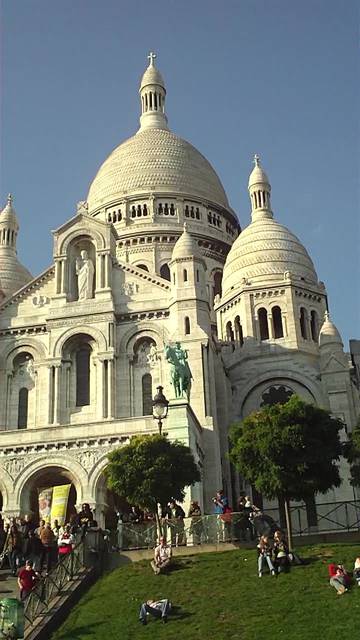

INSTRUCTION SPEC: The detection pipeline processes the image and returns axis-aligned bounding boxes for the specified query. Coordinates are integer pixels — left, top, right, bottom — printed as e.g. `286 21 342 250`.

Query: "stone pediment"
0 266 55 314
321 353 347 372
115 259 171 298
52 212 117 256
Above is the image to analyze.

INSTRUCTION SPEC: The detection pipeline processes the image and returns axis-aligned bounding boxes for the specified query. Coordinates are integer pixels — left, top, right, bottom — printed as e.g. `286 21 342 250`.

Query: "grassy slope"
52 544 360 640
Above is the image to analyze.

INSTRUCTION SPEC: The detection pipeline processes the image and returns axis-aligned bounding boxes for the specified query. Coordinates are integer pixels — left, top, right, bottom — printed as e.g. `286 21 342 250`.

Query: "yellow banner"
50 484 71 526
38 487 52 524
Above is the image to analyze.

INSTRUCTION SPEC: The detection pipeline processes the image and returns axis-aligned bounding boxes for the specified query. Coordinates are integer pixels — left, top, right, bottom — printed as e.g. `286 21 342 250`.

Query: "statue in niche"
147 344 158 368
76 250 95 300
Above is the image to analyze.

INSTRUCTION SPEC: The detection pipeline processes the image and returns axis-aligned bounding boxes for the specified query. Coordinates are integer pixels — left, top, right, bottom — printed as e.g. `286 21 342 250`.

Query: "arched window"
226 321 234 342
310 310 319 341
258 308 269 340
185 316 191 335
137 264 149 272
18 387 29 429
160 264 170 281
300 307 308 339
213 271 222 298
183 269 188 282
142 373 152 416
76 344 91 406
234 316 244 346
272 306 284 338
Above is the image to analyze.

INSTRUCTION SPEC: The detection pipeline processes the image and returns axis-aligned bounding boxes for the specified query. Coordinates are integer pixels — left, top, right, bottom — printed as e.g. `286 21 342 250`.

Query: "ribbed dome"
222 217 318 294
87 128 229 213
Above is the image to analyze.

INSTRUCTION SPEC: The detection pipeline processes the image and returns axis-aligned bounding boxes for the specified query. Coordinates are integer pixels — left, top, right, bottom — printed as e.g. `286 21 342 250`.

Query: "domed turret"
319 311 343 349
222 157 318 295
138 51 169 132
0 194 32 299
172 223 201 261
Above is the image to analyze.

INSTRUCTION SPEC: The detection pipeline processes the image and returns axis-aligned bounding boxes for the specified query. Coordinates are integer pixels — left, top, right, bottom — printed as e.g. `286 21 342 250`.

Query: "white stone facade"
0 56 359 526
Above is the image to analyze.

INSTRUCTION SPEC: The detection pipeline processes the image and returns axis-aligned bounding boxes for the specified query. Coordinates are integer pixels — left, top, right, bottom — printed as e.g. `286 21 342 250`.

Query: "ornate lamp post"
152 386 169 435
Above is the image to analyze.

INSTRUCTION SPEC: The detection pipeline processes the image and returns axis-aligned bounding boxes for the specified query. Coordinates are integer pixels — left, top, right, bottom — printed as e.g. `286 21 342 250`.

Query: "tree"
106 434 201 536
229 395 344 548
343 419 360 487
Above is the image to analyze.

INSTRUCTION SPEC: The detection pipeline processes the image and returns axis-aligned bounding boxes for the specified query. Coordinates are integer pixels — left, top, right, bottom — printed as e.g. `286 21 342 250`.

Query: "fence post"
345 503 349 531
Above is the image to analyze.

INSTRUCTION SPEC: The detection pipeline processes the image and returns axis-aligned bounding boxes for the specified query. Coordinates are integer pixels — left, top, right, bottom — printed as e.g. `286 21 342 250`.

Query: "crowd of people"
0 503 97 599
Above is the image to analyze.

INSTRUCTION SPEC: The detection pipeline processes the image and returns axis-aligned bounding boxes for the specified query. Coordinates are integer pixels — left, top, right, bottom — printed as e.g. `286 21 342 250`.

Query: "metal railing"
23 540 86 630
266 499 360 536
116 500 360 550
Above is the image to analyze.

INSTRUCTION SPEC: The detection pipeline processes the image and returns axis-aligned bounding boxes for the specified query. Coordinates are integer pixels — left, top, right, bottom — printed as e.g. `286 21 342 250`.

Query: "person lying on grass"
150 536 172 575
139 598 172 625
328 562 351 595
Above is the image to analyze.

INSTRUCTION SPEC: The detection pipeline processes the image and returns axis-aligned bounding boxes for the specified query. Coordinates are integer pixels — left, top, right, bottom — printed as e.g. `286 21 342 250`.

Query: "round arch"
235 371 326 420
14 455 89 511
59 228 107 254
52 325 108 358
1 339 47 366
119 324 170 357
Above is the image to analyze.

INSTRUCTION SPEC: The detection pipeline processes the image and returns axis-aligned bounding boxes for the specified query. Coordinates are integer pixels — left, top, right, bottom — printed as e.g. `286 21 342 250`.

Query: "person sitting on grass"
272 530 290 574
353 557 360 587
328 562 350 595
257 535 276 577
150 536 172 575
139 598 172 625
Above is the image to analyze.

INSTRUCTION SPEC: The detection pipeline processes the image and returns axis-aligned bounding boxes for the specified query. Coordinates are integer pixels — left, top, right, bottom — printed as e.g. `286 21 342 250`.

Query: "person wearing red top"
328 563 350 595
18 559 37 600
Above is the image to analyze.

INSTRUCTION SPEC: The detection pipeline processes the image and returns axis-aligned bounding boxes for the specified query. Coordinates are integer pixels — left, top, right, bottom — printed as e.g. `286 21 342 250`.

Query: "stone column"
53 364 62 425
107 358 115 419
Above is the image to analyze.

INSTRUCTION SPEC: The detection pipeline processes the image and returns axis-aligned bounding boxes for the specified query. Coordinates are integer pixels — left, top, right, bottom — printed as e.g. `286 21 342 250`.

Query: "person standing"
188 501 203 545
8 523 23 576
40 522 55 574
17 559 37 600
21 514 35 561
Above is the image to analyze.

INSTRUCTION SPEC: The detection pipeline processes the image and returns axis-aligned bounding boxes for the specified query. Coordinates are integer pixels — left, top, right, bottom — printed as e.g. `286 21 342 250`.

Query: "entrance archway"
20 466 78 525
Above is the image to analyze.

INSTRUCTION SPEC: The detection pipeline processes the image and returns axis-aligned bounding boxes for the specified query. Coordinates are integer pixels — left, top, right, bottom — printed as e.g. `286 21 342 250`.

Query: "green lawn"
52 544 360 640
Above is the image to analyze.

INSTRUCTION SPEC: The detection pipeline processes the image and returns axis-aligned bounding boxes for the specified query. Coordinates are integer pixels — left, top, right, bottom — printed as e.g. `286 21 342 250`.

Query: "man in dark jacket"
166 500 185 546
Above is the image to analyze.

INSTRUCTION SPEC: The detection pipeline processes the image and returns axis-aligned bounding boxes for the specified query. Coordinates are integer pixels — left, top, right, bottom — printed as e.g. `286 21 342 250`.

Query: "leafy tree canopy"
229 395 343 502
343 419 360 487
105 434 201 511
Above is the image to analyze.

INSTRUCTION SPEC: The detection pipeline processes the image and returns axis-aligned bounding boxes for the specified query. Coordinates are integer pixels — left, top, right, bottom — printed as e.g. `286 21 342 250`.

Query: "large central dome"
87 128 230 213
87 54 232 216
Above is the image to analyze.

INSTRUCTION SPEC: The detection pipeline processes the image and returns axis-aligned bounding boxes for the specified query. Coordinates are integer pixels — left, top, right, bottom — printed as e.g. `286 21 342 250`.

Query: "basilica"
0 54 358 527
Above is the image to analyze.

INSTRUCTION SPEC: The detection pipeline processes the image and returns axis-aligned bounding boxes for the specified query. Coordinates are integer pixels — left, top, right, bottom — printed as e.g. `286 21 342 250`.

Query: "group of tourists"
0 503 96 600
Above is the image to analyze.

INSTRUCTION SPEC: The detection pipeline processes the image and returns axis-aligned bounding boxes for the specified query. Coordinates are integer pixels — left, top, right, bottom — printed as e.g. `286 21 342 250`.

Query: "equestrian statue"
164 342 193 400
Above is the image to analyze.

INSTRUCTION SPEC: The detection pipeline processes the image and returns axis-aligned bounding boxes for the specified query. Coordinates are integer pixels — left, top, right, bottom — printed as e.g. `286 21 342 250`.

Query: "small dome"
87 128 230 213
0 194 19 228
248 155 270 188
319 312 343 348
140 64 165 90
222 217 318 295
0 195 33 299
172 224 200 260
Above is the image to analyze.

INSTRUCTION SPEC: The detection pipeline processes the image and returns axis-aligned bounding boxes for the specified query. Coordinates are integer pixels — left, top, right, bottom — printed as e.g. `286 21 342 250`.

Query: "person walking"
17 559 37 600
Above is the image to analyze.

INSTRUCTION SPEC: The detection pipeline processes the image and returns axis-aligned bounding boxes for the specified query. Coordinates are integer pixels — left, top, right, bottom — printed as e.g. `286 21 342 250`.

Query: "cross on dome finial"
7 194 13 206
254 154 260 167
147 51 157 67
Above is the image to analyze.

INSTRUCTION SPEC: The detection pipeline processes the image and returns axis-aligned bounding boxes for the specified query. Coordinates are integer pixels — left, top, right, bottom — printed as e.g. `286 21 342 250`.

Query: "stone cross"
148 51 157 66
254 154 260 166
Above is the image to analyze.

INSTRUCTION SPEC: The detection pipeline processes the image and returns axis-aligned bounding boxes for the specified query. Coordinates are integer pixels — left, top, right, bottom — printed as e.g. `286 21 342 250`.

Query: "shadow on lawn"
53 621 106 639
170 605 193 621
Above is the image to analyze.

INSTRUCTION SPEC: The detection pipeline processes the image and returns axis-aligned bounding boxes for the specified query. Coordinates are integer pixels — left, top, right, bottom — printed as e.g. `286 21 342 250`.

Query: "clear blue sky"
1 0 359 345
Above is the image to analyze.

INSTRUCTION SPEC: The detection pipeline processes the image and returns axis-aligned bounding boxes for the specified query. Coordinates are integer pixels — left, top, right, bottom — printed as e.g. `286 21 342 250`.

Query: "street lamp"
152 385 169 435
